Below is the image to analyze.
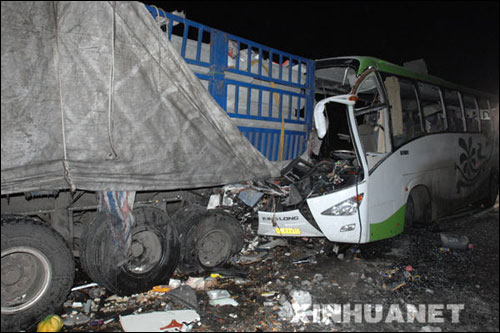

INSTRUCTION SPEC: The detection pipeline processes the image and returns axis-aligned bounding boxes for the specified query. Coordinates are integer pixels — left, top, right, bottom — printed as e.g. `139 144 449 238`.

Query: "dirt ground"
45 199 498 332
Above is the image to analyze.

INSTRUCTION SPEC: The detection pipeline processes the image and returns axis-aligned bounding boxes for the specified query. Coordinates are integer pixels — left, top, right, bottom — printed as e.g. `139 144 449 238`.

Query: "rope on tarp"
149 5 168 27
106 1 118 160
52 1 76 192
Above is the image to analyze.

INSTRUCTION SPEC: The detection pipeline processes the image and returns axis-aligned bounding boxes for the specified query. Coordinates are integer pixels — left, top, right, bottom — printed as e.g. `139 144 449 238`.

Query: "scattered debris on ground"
31 201 498 332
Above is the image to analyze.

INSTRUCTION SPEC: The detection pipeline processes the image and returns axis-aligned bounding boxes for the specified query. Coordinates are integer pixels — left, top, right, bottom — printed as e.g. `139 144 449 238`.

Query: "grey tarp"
1 1 279 195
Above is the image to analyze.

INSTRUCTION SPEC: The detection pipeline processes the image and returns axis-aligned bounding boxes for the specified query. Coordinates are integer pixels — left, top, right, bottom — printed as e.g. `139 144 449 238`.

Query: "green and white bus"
258 56 498 244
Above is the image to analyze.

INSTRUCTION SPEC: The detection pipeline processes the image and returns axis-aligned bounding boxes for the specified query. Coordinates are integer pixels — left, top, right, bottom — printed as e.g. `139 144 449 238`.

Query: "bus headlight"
321 194 364 216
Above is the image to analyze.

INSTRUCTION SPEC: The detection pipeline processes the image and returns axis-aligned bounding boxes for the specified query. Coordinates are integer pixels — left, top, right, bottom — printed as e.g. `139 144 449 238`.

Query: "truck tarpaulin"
1 1 279 195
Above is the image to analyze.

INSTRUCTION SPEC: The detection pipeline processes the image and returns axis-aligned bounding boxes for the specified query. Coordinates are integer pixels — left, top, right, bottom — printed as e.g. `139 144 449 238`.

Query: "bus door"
308 95 370 243
352 69 406 242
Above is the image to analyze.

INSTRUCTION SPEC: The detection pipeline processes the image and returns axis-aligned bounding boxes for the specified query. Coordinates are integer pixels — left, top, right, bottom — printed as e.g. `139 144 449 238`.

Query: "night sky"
146 1 499 95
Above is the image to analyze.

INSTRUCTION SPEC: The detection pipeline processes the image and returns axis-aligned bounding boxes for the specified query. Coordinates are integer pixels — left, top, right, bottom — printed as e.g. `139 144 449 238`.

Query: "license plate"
274 227 301 235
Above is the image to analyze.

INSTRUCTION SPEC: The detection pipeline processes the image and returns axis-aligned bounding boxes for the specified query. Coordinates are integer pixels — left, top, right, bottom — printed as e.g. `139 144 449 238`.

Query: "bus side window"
384 76 423 148
417 82 446 133
462 94 480 132
444 90 464 132
479 98 492 137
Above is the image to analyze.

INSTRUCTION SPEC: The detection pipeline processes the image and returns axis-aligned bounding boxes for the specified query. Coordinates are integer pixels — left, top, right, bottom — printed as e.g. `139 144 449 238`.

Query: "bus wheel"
80 207 180 295
406 186 432 227
404 195 415 231
177 210 244 274
481 173 499 208
1 216 74 332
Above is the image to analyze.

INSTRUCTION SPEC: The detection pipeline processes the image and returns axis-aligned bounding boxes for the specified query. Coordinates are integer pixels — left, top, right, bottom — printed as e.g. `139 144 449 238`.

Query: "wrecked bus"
256 58 498 244
1 2 499 331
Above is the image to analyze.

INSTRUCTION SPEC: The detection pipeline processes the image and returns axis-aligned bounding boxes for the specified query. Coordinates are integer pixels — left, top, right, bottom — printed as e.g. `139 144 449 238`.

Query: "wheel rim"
125 229 162 274
197 230 232 268
1 247 52 314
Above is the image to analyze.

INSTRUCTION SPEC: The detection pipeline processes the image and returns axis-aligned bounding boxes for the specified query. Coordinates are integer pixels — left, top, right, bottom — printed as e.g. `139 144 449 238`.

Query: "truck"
1 2 314 330
2 2 498 332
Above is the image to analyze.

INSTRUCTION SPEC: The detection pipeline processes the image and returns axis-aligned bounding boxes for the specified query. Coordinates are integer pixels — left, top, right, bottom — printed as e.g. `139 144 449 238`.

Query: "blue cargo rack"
145 5 315 161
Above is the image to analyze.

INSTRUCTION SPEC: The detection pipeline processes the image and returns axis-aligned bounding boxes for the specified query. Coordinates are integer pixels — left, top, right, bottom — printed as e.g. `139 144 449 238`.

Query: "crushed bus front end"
256 94 370 243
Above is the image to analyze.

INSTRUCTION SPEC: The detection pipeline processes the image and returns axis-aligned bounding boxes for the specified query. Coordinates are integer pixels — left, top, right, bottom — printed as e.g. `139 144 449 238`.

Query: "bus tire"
404 195 415 231
178 211 244 274
481 173 499 208
1 216 75 332
407 186 432 226
81 207 180 295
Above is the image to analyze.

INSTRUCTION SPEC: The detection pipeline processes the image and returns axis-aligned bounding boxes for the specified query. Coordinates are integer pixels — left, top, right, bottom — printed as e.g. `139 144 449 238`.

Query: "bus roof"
316 56 497 101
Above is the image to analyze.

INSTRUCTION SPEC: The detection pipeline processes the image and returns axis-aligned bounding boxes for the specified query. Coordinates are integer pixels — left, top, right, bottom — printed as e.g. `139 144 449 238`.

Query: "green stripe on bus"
369 204 406 242
356 57 494 99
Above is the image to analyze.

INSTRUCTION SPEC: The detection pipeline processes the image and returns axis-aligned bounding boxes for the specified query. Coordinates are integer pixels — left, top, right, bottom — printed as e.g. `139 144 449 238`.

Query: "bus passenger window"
463 94 480 132
385 76 423 148
479 98 492 137
418 82 446 133
444 90 464 132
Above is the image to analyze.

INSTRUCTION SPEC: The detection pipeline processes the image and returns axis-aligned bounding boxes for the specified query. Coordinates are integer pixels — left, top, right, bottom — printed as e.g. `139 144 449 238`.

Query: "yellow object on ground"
152 285 171 293
37 314 63 332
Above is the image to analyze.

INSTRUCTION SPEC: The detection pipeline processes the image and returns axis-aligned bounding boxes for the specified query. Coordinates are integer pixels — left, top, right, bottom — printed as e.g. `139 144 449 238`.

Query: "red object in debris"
468 243 474 249
160 320 183 331
405 265 413 272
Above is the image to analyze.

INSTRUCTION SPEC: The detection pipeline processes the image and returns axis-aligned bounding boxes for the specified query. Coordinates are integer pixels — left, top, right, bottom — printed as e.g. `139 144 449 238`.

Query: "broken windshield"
315 67 357 97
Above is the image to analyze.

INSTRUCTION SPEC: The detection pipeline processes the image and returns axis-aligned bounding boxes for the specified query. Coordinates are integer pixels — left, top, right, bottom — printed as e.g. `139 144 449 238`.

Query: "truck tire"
171 204 208 239
79 213 116 292
81 207 180 295
1 216 75 332
177 210 244 273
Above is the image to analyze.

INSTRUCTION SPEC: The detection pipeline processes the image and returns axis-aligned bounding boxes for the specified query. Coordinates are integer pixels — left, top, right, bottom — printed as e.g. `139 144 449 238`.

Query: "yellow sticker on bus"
274 227 301 235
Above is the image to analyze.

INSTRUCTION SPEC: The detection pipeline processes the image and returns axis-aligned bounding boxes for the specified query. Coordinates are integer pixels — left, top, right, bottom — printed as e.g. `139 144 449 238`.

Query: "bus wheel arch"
406 185 432 227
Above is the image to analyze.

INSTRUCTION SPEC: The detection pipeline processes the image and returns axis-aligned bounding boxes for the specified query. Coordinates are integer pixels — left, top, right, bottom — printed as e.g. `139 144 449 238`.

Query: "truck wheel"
178 210 244 273
171 204 208 239
1 216 74 332
79 213 115 292
81 207 180 295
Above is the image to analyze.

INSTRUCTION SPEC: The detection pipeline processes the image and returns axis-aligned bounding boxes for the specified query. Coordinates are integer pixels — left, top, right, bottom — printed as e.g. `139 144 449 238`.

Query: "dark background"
146 1 499 95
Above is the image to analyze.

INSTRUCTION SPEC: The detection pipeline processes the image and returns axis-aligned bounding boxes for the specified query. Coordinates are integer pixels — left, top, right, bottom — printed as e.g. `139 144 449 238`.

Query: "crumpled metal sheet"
1 1 279 195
